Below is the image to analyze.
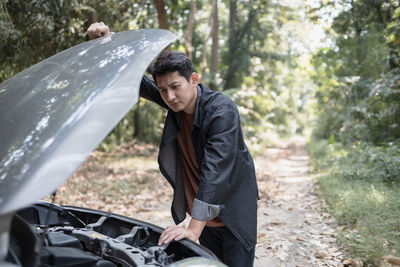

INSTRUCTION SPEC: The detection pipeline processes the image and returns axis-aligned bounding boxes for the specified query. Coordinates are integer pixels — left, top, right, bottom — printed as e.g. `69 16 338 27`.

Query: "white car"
0 29 225 267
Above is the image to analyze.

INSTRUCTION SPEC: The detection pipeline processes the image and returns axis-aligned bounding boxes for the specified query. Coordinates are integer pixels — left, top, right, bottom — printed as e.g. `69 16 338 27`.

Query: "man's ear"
191 72 199 86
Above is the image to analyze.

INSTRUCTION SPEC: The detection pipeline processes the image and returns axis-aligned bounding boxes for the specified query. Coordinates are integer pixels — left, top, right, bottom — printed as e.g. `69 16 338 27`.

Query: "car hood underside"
0 29 175 216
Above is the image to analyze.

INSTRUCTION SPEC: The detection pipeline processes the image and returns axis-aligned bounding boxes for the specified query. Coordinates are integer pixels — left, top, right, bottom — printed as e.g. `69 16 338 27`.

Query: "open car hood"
0 29 175 216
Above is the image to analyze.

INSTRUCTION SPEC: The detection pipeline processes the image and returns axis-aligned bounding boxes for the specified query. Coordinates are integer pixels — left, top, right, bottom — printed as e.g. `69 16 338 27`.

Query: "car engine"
6 202 218 267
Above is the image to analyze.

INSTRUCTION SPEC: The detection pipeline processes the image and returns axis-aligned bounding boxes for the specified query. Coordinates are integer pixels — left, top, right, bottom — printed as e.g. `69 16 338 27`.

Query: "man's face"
155 71 198 114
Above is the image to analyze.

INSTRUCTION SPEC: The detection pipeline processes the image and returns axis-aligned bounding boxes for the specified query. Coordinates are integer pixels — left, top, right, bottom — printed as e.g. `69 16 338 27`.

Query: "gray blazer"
140 76 259 251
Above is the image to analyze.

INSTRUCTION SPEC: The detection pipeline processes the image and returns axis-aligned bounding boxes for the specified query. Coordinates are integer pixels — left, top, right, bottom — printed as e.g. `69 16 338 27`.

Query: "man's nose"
166 89 175 101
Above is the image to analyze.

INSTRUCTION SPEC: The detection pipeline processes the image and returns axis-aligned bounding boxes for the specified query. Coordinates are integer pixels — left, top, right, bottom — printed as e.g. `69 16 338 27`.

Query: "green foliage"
226 86 277 154
308 140 400 184
1 0 83 81
310 0 400 144
307 140 400 264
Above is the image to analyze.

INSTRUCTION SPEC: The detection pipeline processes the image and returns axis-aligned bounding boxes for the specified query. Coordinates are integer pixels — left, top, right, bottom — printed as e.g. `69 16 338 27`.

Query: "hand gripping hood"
0 29 176 216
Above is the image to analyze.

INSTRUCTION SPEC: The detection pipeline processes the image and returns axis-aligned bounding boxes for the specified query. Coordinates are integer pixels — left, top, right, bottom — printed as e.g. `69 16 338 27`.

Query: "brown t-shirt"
176 112 224 227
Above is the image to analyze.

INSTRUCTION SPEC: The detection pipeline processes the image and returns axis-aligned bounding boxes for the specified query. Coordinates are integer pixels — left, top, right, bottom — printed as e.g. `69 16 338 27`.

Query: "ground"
52 137 344 266
254 137 343 266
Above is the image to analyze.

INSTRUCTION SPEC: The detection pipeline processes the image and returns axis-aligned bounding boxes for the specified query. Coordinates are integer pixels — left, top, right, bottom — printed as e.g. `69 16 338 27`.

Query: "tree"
223 0 269 90
155 0 168 29
210 0 219 90
185 0 196 60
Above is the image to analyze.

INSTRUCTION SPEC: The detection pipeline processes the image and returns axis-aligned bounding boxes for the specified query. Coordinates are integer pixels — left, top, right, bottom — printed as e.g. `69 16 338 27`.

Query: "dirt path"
254 137 343 266
54 139 344 266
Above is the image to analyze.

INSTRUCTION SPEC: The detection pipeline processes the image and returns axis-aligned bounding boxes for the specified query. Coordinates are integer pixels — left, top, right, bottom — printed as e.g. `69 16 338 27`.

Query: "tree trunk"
155 0 168 29
209 0 219 90
224 0 258 90
185 0 196 60
229 0 237 34
155 0 168 125
224 0 237 90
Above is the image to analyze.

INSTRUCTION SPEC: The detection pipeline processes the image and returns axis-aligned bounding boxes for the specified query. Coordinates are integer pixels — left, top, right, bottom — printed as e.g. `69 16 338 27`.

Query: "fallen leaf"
342 258 363 267
378 260 394 267
321 212 330 218
315 252 327 259
377 255 400 267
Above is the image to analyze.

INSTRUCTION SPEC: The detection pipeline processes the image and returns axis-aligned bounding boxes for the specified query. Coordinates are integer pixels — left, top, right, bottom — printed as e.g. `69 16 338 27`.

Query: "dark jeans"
199 226 255 267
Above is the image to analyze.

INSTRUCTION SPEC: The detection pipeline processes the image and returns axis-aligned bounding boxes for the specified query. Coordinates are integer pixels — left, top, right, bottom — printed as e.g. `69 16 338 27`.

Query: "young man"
88 23 258 266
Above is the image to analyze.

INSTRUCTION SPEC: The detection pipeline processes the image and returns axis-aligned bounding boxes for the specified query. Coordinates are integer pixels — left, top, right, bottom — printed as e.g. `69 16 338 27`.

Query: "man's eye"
159 88 166 93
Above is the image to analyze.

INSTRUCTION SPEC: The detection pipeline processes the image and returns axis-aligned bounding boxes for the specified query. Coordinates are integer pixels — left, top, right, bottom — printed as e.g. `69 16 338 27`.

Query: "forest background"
1 0 400 265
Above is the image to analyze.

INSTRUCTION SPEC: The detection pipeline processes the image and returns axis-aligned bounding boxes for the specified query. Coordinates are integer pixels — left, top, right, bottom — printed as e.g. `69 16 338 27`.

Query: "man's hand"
87 22 111 40
158 225 198 246
158 218 206 246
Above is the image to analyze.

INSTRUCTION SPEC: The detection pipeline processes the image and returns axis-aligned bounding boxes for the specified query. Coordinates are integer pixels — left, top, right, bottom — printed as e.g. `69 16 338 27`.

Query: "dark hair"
148 50 195 82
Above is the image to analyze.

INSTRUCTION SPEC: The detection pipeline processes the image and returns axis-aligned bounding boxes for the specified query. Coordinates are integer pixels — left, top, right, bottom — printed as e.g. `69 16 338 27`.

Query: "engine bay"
6 202 218 266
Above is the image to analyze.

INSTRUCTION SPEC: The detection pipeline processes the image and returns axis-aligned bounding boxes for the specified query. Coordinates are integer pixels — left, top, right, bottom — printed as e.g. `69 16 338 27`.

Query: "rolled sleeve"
191 198 224 221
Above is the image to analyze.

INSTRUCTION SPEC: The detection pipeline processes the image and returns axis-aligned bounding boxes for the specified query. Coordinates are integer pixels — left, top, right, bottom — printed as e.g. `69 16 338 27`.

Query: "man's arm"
192 103 245 221
140 76 169 109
